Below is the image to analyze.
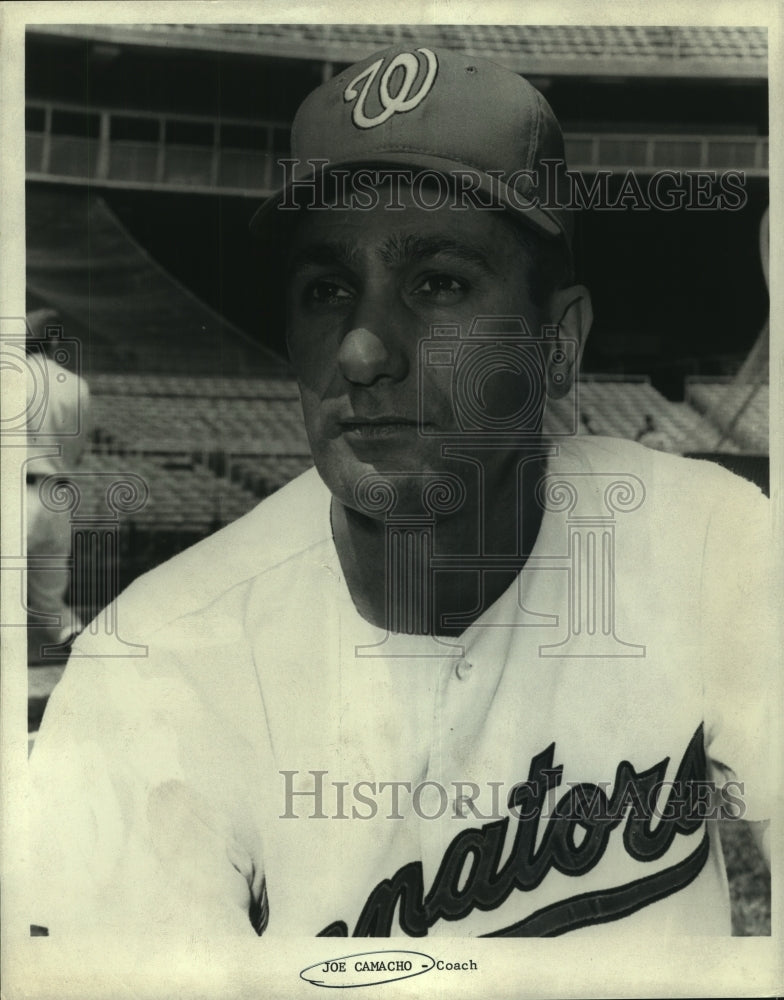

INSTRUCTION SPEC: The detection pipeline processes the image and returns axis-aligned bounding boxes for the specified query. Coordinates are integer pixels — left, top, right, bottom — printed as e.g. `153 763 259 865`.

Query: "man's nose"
337 300 409 386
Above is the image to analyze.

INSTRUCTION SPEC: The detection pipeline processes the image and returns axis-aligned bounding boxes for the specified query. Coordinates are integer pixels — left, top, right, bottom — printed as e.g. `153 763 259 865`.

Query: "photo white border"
2 2 782 997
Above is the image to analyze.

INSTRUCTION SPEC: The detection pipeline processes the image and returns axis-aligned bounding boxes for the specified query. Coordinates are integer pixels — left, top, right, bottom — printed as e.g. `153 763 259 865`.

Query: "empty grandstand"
686 378 769 453
76 370 766 547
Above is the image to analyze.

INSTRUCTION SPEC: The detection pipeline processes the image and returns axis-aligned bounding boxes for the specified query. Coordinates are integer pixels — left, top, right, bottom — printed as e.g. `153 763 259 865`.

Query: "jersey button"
454 658 474 680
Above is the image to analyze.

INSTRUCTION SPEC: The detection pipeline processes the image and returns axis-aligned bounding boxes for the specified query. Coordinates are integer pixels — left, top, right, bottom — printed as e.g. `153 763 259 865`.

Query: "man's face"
285 184 552 517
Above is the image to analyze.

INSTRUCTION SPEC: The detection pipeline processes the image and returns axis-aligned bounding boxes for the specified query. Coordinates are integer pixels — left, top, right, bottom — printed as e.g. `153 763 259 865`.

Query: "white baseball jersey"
28 436 775 940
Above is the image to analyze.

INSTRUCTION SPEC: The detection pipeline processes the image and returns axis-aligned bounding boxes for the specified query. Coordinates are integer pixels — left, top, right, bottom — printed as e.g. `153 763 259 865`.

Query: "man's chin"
319 454 468 522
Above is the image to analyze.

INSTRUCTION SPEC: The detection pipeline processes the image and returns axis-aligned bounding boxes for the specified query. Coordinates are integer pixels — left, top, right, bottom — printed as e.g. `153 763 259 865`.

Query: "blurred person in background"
26 308 91 664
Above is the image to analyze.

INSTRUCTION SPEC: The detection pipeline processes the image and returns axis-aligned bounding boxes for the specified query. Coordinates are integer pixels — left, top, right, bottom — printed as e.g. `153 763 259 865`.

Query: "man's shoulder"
553 435 769 548
101 466 329 640
561 434 766 508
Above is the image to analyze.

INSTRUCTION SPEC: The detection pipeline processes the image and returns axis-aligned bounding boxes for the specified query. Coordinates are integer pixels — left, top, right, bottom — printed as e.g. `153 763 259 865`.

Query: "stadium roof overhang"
27 24 768 81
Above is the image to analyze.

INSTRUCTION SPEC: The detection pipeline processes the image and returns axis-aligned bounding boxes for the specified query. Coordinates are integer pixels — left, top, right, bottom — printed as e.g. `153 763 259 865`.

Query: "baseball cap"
250 45 572 248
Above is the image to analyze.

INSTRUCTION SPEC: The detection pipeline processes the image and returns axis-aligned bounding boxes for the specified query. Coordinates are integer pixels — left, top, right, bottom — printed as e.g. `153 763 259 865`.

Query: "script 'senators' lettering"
352 862 428 937
317 725 708 937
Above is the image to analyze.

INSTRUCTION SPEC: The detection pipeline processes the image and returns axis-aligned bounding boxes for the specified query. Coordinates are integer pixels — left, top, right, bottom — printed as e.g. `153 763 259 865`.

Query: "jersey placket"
417 648 489 905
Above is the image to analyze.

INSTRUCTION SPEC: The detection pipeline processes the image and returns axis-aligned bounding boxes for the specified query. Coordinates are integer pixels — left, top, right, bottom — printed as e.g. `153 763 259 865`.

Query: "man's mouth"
339 416 425 440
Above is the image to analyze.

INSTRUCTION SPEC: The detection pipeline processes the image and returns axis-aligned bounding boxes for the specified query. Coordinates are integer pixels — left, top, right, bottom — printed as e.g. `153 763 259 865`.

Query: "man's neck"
331 449 550 636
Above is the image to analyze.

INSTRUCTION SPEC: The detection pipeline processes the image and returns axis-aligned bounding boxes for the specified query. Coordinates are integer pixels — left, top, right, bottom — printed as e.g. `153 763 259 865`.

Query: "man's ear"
544 285 593 399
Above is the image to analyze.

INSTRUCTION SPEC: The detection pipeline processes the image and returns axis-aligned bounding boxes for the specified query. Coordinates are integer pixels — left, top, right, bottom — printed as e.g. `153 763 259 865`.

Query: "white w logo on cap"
343 48 438 129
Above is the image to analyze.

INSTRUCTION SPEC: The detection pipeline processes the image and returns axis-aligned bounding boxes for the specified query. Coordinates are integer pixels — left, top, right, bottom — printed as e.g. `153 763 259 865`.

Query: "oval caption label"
300 950 435 988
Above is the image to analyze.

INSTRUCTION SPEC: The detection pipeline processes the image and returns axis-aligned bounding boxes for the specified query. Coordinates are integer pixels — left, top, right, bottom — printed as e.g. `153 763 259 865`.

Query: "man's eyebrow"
378 233 495 272
288 234 496 274
287 240 361 272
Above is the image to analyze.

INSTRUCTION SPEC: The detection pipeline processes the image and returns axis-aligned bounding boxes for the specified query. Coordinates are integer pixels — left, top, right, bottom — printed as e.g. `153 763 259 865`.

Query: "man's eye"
305 280 352 305
414 274 467 298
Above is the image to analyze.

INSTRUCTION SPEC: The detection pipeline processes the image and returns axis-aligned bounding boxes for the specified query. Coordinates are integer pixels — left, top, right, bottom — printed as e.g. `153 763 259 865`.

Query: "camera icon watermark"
0 317 85 439
418 315 579 439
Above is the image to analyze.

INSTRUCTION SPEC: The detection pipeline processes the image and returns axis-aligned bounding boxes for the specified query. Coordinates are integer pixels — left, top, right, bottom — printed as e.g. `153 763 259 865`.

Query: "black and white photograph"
1 3 781 997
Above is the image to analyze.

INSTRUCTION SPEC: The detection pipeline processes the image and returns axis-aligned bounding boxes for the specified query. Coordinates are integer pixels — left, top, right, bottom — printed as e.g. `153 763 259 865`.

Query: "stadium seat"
686 379 768 453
